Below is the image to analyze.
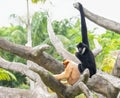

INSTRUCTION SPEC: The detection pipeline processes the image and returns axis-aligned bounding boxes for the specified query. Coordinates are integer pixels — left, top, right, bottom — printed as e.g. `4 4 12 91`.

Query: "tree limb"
82 3 120 34
0 37 64 74
87 71 120 98
30 65 92 98
0 57 39 82
47 17 80 64
0 86 57 98
0 57 57 98
29 63 67 98
0 86 31 98
78 82 93 98
112 53 120 77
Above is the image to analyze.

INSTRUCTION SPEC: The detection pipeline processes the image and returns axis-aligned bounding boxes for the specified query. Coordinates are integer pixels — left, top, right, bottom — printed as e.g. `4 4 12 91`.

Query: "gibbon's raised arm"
73 2 89 48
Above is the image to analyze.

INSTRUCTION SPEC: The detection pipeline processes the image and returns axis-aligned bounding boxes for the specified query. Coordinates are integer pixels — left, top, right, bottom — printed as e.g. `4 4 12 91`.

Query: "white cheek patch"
81 47 86 54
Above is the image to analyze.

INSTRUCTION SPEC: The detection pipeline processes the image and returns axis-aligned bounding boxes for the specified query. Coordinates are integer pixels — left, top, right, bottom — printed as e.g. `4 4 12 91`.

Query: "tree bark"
112 54 120 77
0 86 31 98
87 71 120 98
82 3 120 34
0 37 64 74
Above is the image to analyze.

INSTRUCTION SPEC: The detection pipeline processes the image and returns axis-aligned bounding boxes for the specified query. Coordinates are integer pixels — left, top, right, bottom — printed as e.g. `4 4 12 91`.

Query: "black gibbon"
73 2 96 77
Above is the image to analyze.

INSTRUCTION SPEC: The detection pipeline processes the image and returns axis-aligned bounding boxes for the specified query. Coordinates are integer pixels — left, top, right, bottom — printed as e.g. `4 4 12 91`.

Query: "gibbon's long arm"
73 2 89 48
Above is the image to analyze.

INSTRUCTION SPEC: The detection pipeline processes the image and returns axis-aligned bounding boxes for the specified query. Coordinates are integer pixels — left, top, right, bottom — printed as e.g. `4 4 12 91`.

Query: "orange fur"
53 59 80 85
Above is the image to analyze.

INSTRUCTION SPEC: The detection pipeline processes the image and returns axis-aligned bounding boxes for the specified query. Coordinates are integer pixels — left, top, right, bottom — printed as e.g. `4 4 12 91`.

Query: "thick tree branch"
87 71 120 98
30 65 92 98
0 37 64 74
29 63 66 98
0 86 57 98
78 82 93 98
112 53 120 77
0 57 50 91
0 57 39 82
81 3 120 34
0 86 31 98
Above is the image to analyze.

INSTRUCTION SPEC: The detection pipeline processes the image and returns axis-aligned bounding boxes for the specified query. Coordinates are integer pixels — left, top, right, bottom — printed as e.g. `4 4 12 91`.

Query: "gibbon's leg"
53 63 73 80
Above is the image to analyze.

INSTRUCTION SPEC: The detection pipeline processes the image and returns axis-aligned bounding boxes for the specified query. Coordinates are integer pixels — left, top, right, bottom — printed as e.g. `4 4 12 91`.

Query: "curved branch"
92 39 102 56
0 57 39 82
29 64 66 98
30 65 92 98
47 17 80 64
0 37 64 74
78 82 93 98
112 53 120 77
31 44 50 56
87 71 120 98
82 4 120 34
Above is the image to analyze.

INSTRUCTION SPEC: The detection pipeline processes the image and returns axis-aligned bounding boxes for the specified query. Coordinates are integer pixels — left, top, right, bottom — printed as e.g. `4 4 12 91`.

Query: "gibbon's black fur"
73 2 96 77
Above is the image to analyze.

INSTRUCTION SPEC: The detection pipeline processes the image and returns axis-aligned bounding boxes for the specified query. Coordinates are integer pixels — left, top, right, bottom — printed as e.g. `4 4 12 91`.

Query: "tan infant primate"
53 59 80 85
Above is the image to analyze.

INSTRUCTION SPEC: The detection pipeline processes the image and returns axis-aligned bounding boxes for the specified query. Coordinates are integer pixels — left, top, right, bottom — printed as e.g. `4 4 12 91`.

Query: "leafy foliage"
0 26 27 87
101 55 115 73
96 30 120 72
31 11 48 46
0 26 27 62
0 68 16 81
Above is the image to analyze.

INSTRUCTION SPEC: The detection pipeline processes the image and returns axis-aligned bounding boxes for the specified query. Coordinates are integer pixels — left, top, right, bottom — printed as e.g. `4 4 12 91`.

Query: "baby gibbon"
53 59 80 85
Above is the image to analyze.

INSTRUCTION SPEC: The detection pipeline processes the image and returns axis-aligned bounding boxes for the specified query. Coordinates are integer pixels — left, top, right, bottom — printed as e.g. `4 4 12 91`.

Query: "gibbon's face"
77 43 87 55
78 47 86 55
63 59 69 68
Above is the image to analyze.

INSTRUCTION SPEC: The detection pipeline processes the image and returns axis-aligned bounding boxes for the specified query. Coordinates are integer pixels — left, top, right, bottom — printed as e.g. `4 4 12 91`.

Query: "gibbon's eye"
81 47 86 54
